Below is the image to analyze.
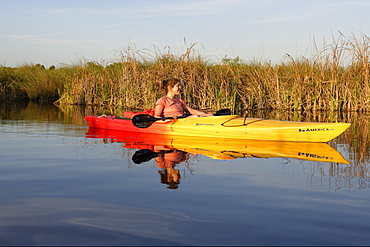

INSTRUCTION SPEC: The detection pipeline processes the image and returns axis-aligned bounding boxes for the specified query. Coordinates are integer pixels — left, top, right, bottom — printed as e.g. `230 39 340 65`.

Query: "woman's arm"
183 105 213 117
154 104 164 118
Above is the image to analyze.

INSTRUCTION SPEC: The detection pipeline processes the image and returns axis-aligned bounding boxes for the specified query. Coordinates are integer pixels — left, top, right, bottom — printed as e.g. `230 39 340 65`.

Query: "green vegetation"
1 34 370 113
0 64 77 102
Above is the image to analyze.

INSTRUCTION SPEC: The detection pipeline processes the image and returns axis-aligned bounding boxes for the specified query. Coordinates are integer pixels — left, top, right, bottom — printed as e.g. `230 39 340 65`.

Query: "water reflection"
2 103 370 245
86 127 350 163
1 102 368 167
1 102 369 191
86 128 354 189
134 149 189 189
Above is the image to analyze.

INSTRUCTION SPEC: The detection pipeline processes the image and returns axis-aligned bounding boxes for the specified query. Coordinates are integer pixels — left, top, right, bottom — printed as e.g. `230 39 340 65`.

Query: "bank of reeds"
55 34 370 113
1 33 370 112
0 64 77 102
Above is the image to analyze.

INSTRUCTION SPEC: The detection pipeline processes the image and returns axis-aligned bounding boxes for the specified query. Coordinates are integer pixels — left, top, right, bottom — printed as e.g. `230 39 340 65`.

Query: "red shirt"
156 151 188 168
156 96 187 117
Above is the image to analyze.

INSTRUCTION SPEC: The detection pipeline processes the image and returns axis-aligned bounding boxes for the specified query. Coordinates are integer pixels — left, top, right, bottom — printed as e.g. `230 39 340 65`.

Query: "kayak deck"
85 115 351 142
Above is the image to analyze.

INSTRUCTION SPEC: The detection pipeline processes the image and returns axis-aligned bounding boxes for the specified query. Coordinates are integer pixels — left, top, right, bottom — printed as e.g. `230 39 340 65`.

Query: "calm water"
0 103 369 246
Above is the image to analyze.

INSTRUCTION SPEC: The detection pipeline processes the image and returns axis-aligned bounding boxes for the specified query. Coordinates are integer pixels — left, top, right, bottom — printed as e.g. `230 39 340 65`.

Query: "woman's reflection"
132 147 192 189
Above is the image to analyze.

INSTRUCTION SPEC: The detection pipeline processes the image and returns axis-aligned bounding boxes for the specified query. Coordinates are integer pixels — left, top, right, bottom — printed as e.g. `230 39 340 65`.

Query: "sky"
1 0 369 68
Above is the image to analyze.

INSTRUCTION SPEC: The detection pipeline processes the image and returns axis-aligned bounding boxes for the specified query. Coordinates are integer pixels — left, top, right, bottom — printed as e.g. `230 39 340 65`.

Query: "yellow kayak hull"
159 115 351 142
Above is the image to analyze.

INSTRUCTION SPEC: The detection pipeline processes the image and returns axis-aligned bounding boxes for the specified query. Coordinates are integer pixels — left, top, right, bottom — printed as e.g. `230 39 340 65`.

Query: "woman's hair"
158 169 180 189
160 77 180 91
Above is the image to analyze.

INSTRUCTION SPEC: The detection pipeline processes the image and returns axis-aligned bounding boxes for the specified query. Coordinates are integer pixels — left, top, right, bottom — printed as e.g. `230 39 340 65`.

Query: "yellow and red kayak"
85 114 350 142
86 128 350 164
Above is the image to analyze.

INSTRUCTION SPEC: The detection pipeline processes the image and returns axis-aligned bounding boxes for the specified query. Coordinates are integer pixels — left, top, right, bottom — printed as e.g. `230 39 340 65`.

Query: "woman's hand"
187 113 213 118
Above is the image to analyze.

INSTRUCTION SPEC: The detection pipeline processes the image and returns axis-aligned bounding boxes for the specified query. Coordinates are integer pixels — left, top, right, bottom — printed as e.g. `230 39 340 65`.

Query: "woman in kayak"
154 77 212 118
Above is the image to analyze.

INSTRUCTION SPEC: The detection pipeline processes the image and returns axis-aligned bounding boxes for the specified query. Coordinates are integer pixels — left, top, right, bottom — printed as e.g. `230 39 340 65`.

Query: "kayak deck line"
222 117 267 127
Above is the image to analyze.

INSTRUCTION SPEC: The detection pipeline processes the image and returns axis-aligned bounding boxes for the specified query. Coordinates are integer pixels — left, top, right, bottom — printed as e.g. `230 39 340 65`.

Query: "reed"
54 34 369 113
1 33 369 113
0 64 76 102
0 66 28 101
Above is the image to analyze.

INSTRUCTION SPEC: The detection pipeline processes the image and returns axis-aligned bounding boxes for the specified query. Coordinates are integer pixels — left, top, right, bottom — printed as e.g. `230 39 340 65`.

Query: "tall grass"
0 66 28 101
1 33 370 113
55 34 370 113
235 33 370 113
0 64 78 102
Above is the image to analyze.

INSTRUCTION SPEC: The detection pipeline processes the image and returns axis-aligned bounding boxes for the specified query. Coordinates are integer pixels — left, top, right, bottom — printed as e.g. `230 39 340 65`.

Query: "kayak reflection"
86 128 350 164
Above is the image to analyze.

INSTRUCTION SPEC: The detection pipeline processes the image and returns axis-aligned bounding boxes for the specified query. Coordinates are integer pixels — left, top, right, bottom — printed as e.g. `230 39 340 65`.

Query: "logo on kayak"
298 128 334 132
298 152 334 161
196 123 215 126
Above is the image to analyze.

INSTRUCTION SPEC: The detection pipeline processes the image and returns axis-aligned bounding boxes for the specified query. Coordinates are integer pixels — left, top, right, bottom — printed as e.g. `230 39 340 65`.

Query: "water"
0 103 369 246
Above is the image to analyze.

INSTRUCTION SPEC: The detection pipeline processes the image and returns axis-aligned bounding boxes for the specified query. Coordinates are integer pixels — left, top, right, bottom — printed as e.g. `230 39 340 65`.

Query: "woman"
154 77 212 118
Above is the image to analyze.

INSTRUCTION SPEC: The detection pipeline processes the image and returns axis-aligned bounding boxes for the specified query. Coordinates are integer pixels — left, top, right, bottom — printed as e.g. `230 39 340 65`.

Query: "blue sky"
1 0 369 67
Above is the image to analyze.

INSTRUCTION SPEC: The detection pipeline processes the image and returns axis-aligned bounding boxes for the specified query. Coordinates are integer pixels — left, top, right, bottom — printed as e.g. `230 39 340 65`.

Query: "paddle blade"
132 149 157 164
215 109 231 115
132 114 157 128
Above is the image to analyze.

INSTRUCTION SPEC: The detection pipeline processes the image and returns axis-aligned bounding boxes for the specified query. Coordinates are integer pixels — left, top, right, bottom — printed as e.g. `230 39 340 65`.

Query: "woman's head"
160 77 181 92
158 168 181 189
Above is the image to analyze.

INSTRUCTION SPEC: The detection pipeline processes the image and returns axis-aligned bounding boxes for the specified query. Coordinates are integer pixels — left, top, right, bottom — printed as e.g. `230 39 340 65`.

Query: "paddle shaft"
132 109 231 128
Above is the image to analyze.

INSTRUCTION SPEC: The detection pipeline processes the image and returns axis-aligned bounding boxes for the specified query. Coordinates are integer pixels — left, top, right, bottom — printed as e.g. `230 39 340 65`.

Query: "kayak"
86 128 350 164
85 114 351 142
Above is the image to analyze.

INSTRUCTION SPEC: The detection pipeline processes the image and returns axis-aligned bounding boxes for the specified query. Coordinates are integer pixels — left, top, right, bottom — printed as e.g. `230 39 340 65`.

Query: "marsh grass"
0 66 28 101
0 64 76 102
1 33 369 113
53 34 369 113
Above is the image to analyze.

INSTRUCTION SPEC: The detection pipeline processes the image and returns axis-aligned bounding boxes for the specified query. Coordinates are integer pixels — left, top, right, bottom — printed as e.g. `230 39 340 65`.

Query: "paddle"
132 149 173 164
132 108 231 128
